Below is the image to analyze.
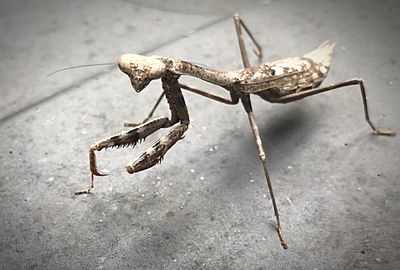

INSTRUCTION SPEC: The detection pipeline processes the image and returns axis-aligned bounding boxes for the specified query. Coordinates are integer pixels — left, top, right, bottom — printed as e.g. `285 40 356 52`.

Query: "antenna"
47 63 116 77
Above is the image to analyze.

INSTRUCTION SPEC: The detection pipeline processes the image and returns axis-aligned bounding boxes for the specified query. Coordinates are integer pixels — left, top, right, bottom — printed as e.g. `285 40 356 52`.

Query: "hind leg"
275 78 396 136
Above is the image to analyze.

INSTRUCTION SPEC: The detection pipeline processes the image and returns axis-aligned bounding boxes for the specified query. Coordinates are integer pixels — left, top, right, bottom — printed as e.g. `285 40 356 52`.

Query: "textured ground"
0 0 399 269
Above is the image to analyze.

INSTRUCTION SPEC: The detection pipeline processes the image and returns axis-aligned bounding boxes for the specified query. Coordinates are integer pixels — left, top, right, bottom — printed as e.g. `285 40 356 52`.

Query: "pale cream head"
118 54 167 92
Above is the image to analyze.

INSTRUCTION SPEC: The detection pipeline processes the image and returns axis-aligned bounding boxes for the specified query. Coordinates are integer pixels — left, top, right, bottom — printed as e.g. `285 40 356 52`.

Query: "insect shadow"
218 103 313 190
217 103 315 230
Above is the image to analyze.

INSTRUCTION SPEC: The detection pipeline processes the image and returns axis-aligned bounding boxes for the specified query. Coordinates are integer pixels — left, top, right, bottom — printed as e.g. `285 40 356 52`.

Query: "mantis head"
118 54 167 92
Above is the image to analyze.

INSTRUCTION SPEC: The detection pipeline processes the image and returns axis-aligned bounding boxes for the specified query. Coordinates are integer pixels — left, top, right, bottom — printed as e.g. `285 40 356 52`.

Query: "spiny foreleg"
123 74 189 175
126 123 188 174
75 117 170 195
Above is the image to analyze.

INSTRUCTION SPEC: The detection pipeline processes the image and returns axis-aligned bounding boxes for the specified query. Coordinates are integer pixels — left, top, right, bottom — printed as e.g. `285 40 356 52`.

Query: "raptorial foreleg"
125 123 188 174
75 117 171 195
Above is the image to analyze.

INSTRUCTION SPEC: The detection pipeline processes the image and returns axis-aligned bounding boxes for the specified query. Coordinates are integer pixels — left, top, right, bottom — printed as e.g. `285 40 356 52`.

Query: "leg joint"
90 144 100 151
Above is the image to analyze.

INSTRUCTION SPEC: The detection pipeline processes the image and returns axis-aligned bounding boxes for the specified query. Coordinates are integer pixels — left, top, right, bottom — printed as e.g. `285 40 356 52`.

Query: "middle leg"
241 94 288 249
233 13 263 68
124 92 165 127
179 83 239 105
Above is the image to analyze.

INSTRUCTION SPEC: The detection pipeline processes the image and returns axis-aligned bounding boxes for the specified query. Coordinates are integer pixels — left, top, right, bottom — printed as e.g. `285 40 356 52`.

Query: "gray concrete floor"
1 0 399 269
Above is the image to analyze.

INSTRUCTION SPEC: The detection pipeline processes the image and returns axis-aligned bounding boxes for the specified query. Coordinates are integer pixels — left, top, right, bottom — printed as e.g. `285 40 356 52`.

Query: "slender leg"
179 83 239 105
275 79 395 136
124 92 165 127
75 117 171 195
241 95 288 249
233 13 263 68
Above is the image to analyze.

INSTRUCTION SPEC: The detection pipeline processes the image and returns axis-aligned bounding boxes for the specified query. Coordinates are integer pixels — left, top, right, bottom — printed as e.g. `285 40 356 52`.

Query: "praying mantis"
74 13 396 249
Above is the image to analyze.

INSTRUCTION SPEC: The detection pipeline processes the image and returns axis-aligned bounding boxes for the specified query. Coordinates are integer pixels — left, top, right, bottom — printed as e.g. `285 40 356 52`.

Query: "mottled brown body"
166 41 334 103
75 13 395 250
232 43 333 101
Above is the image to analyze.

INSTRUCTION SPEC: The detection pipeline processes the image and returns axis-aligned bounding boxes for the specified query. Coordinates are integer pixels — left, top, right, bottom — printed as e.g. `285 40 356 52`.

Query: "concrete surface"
0 0 399 269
